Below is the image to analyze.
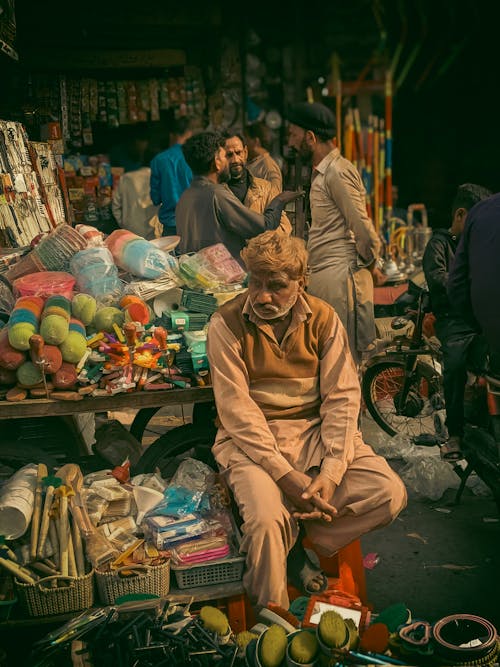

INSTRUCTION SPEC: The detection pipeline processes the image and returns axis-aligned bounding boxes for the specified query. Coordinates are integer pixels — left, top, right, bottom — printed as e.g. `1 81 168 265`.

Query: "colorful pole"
353 107 364 172
384 71 393 222
373 116 380 232
365 115 374 219
344 109 353 163
378 118 385 237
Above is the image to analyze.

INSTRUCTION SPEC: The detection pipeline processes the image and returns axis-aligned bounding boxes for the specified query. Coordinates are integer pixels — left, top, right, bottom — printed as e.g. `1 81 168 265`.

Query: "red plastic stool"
288 538 367 605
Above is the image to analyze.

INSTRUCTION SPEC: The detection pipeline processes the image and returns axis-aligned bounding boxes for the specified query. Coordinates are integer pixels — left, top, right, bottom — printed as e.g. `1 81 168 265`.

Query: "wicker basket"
95 562 170 605
172 555 245 590
15 570 94 617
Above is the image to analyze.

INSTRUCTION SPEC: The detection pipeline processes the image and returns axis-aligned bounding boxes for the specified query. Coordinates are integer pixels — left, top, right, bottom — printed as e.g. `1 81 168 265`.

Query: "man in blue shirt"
150 117 197 236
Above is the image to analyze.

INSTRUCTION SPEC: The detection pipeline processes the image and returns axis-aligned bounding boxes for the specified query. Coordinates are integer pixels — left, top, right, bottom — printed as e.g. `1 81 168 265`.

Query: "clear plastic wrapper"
131 472 168 494
170 533 229 565
13 271 76 299
101 495 132 518
143 513 208 550
106 527 138 551
170 457 215 493
150 485 204 518
89 481 130 502
177 254 221 290
81 489 109 526
197 243 246 284
97 516 136 536
105 229 176 279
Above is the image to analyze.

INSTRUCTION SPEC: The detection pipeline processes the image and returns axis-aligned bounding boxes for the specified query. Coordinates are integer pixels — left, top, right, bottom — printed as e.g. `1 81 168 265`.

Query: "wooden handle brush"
30 463 48 561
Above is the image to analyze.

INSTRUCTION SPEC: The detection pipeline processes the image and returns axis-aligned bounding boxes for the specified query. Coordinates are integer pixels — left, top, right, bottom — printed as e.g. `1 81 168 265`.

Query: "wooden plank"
0 387 214 419
168 580 245 603
23 48 186 70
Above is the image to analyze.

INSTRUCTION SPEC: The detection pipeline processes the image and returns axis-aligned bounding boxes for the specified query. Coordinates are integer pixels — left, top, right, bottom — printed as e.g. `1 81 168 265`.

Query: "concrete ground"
360 415 499 628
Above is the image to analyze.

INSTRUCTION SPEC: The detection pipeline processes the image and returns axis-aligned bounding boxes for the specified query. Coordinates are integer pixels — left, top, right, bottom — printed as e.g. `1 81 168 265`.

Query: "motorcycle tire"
132 423 217 478
362 357 442 438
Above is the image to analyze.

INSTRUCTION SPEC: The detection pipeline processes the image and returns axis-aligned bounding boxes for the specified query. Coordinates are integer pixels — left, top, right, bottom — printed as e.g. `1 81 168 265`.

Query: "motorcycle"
363 277 500 510
363 277 444 439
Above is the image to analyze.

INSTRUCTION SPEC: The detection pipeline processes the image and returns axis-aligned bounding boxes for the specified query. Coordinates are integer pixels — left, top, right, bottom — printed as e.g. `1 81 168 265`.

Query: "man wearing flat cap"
287 102 384 365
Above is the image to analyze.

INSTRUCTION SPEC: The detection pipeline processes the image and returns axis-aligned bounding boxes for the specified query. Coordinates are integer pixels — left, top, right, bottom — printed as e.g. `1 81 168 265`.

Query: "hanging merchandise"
31 70 206 141
0 120 69 247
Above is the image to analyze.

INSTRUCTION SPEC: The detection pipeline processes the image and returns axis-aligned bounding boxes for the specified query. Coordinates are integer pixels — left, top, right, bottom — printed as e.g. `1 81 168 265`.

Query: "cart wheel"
130 401 216 444
133 423 217 478
129 407 161 443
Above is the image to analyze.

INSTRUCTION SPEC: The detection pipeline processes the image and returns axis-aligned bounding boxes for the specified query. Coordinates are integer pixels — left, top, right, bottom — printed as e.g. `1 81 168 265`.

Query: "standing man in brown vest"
207 230 406 611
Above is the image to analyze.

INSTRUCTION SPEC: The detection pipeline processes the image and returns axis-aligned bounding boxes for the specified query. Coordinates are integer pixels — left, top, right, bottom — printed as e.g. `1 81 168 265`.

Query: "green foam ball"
260 625 287 667
17 361 43 387
318 610 348 648
40 314 69 345
289 631 318 663
199 606 229 635
93 307 124 333
72 294 97 327
59 332 87 364
8 323 36 351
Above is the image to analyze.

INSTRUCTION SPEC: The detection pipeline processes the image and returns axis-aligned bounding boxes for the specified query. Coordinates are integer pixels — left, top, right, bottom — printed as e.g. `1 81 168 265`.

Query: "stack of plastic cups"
106 229 172 279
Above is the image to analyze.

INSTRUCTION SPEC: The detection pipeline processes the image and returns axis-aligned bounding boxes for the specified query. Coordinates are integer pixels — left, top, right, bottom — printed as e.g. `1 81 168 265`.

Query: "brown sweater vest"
218 292 335 420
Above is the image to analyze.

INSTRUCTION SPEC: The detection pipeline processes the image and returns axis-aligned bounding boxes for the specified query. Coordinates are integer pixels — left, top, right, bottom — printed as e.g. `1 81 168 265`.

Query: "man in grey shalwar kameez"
287 103 385 365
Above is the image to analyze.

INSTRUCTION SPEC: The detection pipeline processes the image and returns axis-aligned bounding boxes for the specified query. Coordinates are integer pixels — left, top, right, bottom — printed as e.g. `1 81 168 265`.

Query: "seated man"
423 183 491 461
207 230 407 611
176 132 300 262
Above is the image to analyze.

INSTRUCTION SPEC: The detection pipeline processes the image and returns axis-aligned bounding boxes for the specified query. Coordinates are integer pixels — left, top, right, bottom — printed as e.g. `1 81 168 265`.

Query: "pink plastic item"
13 271 76 300
198 243 232 263
177 544 231 564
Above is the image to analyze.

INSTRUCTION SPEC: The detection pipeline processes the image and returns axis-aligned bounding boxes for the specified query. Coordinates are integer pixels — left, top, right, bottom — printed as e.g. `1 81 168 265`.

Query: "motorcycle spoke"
368 365 439 438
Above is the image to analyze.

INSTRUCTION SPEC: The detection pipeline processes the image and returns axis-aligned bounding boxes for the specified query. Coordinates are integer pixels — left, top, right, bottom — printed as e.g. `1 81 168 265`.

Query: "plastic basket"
15 570 94 617
95 562 170 605
172 554 245 590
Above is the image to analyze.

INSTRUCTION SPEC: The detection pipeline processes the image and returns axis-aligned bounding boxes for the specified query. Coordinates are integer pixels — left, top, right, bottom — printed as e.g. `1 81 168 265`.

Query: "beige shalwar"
207 293 406 609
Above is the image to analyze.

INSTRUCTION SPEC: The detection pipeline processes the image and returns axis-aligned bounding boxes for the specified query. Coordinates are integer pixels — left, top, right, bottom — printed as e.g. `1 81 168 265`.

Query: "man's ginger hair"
241 231 309 282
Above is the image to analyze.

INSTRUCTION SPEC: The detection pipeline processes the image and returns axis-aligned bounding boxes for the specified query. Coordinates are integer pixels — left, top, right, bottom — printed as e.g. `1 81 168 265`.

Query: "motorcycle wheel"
362 357 442 438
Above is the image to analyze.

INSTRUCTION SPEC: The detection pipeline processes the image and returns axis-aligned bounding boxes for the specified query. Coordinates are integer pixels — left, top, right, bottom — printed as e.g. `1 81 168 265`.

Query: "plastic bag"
399 452 462 501
70 247 122 302
131 472 168 494
105 229 175 279
92 420 143 467
170 457 215 493
150 485 204 518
